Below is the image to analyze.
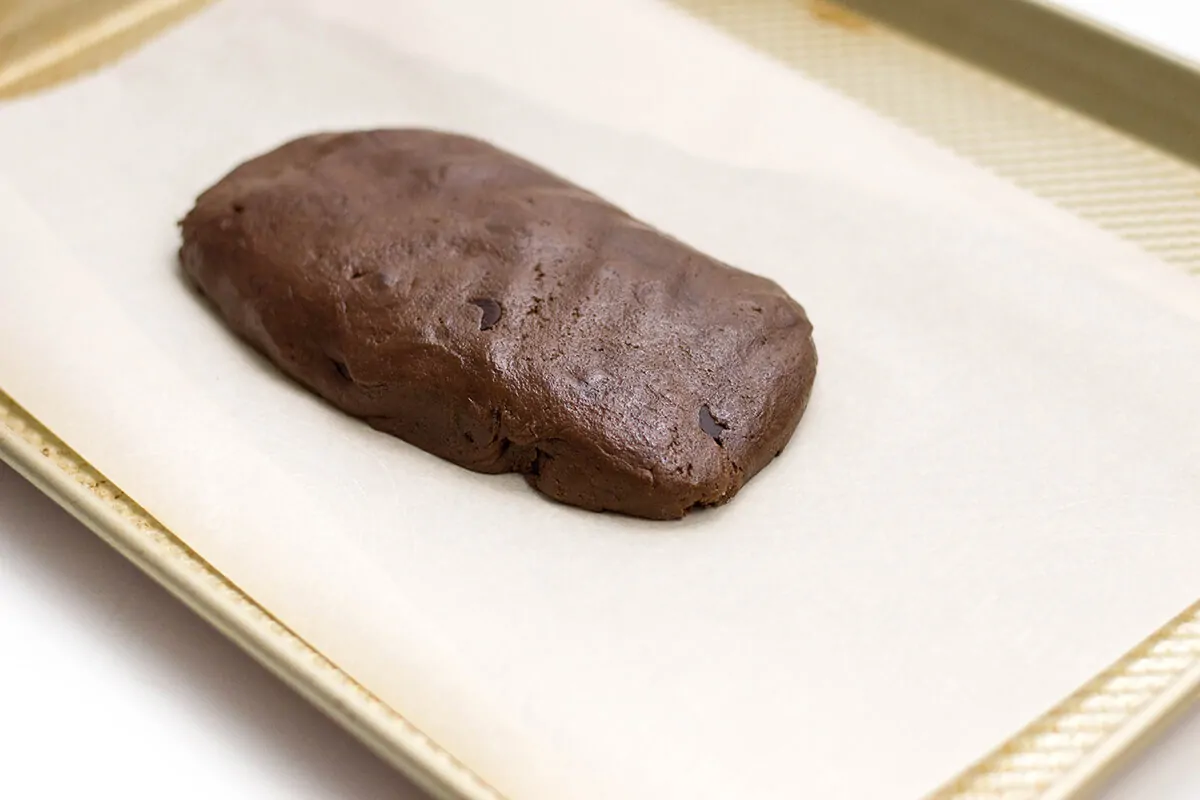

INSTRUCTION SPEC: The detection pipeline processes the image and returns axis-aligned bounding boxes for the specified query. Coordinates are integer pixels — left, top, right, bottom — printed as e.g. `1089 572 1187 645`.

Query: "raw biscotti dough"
180 129 817 519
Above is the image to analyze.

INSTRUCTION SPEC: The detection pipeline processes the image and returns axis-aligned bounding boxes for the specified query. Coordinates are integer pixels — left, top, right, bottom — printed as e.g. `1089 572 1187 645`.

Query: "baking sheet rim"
0 390 502 800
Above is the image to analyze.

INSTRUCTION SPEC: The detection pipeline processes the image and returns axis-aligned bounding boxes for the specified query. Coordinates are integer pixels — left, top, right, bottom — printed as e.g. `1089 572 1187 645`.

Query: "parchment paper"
3 1 1200 798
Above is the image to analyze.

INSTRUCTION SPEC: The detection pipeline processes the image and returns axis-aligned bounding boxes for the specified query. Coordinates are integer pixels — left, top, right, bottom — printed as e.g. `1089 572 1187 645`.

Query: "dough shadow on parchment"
166 17 840 529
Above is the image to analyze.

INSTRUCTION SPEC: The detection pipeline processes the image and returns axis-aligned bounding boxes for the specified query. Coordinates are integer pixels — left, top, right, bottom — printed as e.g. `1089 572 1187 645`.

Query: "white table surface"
1 1 1197 798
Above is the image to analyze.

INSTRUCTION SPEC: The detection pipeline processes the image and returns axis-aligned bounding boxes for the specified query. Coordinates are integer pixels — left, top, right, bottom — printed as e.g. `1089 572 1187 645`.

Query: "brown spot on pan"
807 0 872 31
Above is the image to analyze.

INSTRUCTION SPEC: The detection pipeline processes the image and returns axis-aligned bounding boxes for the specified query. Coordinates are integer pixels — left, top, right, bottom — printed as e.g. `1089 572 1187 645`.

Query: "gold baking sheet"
1 1 1198 798
0 0 208 98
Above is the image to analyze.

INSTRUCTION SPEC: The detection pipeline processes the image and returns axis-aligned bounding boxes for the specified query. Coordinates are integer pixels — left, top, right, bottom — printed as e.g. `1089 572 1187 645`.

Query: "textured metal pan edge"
0 0 212 98
2 0 1200 798
0 389 503 800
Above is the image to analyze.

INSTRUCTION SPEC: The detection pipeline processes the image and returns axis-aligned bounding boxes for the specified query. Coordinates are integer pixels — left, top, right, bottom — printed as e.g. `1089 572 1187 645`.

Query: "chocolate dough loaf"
180 130 817 519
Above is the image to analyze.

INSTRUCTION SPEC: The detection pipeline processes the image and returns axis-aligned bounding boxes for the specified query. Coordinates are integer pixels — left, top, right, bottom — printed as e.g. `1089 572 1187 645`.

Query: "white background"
1 1 1197 798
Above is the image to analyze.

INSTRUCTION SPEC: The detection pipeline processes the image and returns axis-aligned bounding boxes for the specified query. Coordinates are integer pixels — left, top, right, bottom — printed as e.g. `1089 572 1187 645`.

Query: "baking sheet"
3 0 1200 798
